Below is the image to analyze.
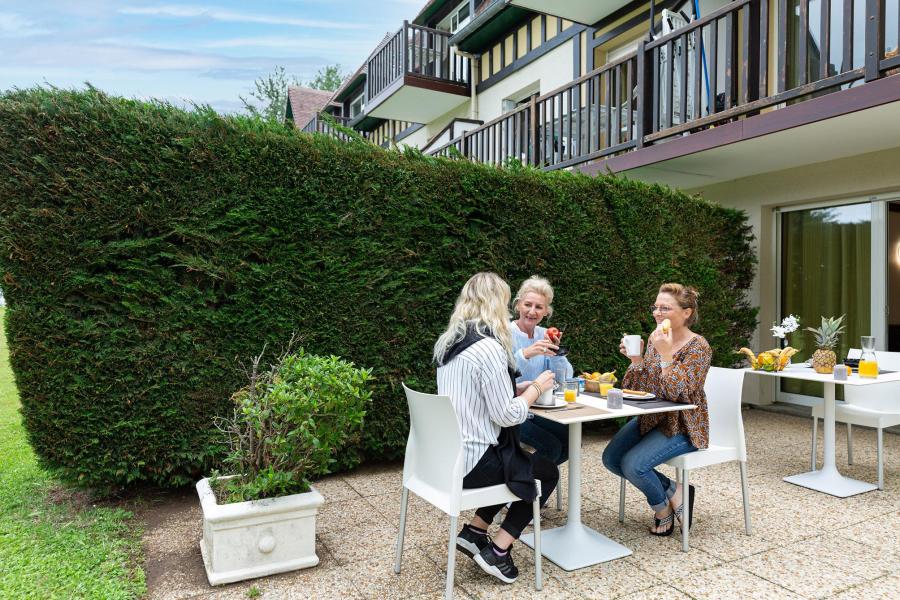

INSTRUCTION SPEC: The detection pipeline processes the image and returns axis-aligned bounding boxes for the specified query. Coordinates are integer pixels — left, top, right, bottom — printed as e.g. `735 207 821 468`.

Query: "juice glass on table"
564 380 579 402
598 382 614 397
859 336 879 378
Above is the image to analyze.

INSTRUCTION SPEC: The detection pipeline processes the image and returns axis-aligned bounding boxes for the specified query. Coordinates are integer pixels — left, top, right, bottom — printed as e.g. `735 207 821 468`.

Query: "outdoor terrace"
142 407 900 599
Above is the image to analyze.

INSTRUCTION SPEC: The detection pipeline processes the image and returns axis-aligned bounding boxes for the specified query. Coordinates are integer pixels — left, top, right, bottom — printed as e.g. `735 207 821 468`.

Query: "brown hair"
658 283 700 327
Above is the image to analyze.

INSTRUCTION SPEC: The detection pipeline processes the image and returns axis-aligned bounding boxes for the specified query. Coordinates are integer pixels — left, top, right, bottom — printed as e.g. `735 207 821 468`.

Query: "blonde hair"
513 276 555 318
433 272 516 368
659 283 700 327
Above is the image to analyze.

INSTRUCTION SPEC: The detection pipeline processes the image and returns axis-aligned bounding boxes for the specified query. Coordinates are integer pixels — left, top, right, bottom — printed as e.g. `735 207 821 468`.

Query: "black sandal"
673 485 696 531
649 510 675 536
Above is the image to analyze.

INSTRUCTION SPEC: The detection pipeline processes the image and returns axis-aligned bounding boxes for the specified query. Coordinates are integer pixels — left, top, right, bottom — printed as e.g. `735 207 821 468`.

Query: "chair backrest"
844 349 900 410
401 384 465 512
704 367 747 460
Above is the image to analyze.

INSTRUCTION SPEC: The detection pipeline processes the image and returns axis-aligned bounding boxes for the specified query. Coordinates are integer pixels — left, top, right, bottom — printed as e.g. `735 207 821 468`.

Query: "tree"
305 64 344 92
240 66 299 122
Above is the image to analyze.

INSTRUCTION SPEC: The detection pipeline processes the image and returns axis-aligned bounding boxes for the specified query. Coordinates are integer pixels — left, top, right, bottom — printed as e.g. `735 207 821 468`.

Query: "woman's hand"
523 337 559 359
534 370 555 393
649 326 674 361
619 337 645 365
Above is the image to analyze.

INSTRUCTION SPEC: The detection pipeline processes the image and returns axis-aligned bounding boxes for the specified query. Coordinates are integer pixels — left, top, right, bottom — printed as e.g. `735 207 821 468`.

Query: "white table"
745 365 900 497
519 394 695 571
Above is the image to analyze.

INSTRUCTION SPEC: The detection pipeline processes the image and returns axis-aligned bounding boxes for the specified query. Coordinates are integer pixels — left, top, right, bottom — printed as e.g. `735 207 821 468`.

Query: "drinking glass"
552 367 567 401
563 379 579 403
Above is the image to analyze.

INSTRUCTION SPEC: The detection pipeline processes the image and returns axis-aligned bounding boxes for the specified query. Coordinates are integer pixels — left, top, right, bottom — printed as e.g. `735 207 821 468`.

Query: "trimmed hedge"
0 88 757 490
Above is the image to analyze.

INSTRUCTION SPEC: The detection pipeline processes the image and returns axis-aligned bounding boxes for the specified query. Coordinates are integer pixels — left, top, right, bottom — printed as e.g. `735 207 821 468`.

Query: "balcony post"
635 40 652 149
864 0 885 81
529 93 540 166
402 21 410 76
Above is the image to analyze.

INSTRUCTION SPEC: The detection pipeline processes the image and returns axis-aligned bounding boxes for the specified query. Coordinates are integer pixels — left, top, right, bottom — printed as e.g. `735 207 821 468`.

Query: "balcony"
429 0 900 180
365 22 471 123
508 0 635 26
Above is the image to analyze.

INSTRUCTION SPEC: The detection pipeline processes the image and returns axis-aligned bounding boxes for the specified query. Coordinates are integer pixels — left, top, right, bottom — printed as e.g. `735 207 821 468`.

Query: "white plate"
532 398 569 409
622 392 656 400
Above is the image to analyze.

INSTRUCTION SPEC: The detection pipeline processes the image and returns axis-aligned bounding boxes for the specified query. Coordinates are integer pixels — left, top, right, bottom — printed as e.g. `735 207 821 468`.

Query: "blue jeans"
602 417 697 511
520 415 568 465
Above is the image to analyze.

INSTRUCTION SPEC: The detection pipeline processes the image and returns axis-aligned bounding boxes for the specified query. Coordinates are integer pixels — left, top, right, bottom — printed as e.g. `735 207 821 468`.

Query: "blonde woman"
511 276 572 466
435 272 558 584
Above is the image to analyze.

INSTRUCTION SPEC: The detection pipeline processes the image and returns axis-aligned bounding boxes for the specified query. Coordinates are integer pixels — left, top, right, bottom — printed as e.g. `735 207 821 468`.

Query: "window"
439 1 471 33
349 92 365 118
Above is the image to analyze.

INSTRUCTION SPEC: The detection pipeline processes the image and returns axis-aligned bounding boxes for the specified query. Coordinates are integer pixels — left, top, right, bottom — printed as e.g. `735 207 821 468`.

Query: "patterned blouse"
622 335 712 449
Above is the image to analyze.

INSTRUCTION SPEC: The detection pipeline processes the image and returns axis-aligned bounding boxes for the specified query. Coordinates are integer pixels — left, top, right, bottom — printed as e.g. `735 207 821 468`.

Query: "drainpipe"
453 48 479 121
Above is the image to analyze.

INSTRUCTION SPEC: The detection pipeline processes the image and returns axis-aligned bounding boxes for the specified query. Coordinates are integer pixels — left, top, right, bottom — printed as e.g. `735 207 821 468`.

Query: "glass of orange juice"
564 380 578 402
598 382 614 397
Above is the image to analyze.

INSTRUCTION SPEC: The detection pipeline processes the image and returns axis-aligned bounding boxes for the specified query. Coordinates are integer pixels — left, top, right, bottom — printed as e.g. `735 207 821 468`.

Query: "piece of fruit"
661 318 671 334
546 327 560 342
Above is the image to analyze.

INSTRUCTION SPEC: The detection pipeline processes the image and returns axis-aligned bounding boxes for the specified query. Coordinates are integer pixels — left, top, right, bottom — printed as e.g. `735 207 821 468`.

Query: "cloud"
119 4 371 30
200 35 375 54
0 12 52 38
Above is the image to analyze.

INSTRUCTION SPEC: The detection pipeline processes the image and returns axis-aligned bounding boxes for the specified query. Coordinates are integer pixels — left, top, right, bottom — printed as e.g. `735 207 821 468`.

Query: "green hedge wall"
0 88 757 490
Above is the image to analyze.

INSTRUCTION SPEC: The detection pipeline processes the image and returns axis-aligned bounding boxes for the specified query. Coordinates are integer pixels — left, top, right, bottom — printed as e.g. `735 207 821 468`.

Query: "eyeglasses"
649 305 674 314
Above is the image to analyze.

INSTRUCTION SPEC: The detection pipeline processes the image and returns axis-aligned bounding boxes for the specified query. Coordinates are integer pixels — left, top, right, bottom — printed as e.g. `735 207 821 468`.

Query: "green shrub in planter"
213 346 371 502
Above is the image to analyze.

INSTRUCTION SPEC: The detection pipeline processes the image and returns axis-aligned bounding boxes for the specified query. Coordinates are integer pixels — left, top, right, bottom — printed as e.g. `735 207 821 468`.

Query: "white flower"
771 325 786 338
781 315 800 333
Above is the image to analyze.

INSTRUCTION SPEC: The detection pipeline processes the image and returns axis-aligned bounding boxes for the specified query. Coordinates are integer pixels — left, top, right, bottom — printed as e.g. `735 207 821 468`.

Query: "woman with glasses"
510 276 572 467
602 283 711 536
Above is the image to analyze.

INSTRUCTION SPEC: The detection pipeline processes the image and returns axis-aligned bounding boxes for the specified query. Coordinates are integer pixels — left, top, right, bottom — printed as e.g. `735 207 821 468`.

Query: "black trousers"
462 445 559 539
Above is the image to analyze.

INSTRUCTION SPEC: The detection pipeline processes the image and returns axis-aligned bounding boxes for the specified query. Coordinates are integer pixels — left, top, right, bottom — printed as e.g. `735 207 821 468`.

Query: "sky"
0 0 425 113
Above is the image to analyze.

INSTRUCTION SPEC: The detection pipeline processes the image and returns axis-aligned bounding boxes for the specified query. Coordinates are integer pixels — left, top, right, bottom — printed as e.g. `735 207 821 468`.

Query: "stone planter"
196 476 324 585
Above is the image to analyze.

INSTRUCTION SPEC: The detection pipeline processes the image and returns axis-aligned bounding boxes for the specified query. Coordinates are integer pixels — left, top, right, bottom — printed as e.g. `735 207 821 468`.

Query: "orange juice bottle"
858 359 878 378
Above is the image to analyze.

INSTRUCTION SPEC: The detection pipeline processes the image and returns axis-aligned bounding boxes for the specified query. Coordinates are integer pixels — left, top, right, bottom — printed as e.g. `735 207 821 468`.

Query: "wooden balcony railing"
301 114 361 142
429 0 900 170
367 22 470 103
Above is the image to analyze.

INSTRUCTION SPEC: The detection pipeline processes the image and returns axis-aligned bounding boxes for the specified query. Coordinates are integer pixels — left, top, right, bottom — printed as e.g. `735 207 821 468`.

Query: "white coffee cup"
536 386 554 406
623 335 642 357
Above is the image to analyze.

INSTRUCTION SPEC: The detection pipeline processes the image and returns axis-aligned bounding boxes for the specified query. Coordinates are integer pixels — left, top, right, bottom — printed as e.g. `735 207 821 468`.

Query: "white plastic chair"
811 350 900 490
617 367 751 552
394 384 543 599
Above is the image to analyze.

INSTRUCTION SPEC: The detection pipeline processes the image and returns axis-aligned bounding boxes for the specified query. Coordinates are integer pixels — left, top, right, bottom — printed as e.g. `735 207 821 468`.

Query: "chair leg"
681 469 690 552
877 427 884 491
532 495 543 591
739 461 752 536
445 515 458 600
847 423 854 465
811 417 818 471
394 487 409 574
618 477 626 523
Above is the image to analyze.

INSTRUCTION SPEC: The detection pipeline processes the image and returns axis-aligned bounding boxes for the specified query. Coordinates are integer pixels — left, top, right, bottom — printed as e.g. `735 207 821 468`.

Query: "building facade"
295 0 900 408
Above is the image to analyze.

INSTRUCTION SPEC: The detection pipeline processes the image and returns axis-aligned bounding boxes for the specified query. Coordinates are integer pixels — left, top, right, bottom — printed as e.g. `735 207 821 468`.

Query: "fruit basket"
581 371 616 392
737 347 798 372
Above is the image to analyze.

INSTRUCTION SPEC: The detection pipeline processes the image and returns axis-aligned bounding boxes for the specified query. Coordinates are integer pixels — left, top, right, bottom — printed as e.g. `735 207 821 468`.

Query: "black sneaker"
456 525 490 559
474 543 519 584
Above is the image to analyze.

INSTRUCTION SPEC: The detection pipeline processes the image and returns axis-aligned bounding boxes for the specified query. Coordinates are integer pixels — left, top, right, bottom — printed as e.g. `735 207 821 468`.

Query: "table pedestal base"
520 524 632 571
783 469 878 498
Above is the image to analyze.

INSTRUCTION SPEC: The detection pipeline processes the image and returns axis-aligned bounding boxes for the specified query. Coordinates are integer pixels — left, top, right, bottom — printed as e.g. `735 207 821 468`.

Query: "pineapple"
805 315 845 374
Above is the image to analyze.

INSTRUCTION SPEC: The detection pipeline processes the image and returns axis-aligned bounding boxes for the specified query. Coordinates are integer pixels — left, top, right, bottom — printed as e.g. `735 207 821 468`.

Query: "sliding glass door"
779 203 871 399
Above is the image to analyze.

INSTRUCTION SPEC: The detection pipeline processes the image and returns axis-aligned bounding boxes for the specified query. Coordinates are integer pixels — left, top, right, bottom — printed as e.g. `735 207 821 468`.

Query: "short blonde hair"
433 272 515 367
513 276 555 318
658 283 700 327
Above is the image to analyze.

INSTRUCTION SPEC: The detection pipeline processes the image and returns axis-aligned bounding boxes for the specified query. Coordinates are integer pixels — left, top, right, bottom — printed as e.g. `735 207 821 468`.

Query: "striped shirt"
437 337 529 475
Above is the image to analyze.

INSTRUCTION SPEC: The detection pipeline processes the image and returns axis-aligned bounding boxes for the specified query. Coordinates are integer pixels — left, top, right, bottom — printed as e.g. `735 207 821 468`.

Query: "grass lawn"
0 307 146 599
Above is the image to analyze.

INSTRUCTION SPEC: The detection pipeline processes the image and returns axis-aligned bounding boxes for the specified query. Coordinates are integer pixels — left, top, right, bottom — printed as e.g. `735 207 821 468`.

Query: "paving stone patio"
142 407 900 599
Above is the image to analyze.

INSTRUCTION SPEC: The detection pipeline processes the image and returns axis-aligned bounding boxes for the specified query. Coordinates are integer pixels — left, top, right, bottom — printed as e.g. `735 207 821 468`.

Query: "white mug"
623 334 642 357
536 386 554 406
